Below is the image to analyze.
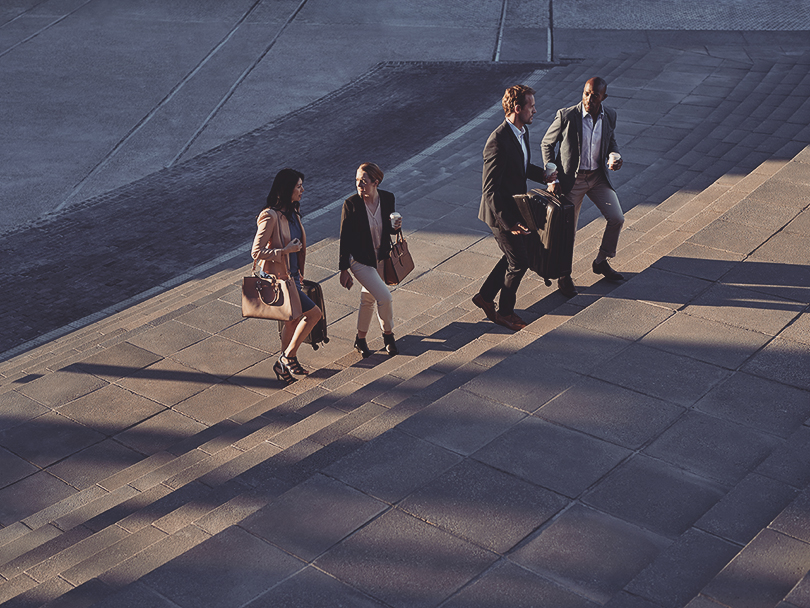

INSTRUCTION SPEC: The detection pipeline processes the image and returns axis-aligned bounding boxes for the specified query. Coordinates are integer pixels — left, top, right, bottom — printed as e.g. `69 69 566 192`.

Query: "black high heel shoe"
281 354 308 376
383 333 398 357
273 358 297 385
354 335 372 358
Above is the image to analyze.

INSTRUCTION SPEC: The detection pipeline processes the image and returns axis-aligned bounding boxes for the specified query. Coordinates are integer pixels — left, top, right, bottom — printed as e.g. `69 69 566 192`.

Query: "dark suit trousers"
480 226 530 316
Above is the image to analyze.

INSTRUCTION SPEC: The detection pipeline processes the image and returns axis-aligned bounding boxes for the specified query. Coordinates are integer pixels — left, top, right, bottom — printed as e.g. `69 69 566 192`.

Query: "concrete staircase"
0 45 808 607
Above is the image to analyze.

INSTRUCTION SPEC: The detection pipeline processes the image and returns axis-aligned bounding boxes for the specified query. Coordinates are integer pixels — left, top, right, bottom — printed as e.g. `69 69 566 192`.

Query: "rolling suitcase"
513 188 576 285
278 278 329 350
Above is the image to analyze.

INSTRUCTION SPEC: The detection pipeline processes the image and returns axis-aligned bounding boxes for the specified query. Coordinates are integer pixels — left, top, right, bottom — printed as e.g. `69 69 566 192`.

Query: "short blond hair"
502 85 535 115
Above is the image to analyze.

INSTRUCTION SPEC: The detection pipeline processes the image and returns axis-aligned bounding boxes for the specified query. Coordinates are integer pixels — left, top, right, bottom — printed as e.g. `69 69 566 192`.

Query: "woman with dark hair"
339 162 402 357
252 168 322 384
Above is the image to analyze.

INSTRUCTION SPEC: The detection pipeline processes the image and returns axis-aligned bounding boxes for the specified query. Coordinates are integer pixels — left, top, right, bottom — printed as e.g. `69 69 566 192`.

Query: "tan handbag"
241 273 302 321
383 230 415 286
242 210 303 321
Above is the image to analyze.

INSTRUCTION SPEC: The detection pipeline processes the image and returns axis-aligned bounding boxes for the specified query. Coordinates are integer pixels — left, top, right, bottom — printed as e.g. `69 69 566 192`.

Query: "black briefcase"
513 189 576 284
277 278 329 350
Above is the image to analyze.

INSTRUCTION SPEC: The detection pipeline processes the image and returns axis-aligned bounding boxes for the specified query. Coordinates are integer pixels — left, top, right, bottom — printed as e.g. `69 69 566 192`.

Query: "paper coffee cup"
608 152 621 168
545 162 557 180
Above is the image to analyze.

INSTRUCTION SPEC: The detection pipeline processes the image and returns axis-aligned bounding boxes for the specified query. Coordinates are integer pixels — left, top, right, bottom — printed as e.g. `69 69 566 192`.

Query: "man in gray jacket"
542 77 625 297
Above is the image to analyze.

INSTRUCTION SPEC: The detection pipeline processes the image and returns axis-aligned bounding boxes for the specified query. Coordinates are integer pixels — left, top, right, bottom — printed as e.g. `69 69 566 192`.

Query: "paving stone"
644 410 782 484
781 312 810 346
461 353 581 413
116 358 221 407
0 446 38 490
624 528 741 608
173 300 242 335
537 377 683 449
520 324 633 376
784 571 810 608
608 267 714 311
688 218 775 255
442 559 599 608
0 390 49 432
743 337 810 391
511 504 670 605
584 454 726 537
652 240 745 283
702 529 810 608
244 565 387 608
684 283 804 336
14 369 108 409
0 524 64 573
139 526 302 608
170 335 269 379
0 411 105 468
55 384 164 435
695 372 810 438
46 439 143 491
325 429 462 503
472 416 631 499
71 342 163 382
771 489 810 544
241 473 386 561
697 473 799 545
125 320 211 358
171 381 264 427
398 459 567 554
641 312 772 370
314 508 496 608
396 388 525 456
568 296 673 341
113 410 207 456
592 343 730 407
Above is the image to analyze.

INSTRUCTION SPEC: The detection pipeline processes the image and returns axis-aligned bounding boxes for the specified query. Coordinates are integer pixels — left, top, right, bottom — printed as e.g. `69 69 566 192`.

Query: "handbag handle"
252 277 282 306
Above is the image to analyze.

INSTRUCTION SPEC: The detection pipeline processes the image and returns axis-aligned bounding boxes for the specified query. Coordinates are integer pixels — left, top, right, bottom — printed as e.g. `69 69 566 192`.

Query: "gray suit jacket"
541 102 619 195
479 120 545 231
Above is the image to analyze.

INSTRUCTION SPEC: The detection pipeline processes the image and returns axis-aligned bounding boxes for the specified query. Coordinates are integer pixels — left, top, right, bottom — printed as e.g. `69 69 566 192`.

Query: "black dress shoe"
592 259 624 281
557 275 578 297
472 293 497 322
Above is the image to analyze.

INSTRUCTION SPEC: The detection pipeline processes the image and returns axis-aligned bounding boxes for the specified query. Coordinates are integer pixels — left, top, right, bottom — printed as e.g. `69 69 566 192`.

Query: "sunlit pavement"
1 2 810 607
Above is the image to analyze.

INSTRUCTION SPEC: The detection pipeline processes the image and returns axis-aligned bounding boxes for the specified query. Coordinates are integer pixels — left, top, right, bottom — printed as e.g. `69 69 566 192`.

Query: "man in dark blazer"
541 76 625 297
474 84 553 331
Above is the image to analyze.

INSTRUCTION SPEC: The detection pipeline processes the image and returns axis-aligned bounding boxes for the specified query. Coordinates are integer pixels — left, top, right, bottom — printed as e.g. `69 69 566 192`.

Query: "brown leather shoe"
472 293 497 322
593 259 624 282
494 312 524 331
503 313 527 330
557 275 578 297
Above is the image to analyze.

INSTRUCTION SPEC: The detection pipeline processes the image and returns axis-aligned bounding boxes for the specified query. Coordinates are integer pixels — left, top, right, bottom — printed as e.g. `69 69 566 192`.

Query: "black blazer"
479 120 545 231
339 190 396 270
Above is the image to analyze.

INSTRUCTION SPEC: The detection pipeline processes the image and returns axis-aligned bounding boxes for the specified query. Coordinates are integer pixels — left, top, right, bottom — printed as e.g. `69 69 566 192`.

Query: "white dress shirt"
507 119 528 173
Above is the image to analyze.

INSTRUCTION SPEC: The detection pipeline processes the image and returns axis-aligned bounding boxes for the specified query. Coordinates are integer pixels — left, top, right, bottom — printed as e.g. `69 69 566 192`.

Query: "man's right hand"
548 182 560 195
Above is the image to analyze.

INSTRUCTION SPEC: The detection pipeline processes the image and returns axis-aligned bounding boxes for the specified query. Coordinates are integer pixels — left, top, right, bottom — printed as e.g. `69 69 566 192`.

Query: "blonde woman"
338 162 402 357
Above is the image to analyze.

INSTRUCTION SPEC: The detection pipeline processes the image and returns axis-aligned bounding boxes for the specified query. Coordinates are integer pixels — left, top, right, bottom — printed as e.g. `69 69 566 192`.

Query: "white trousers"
350 259 394 334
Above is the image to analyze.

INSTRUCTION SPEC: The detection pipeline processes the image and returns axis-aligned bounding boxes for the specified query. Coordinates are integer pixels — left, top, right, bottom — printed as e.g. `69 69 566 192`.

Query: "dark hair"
502 84 536 115
265 168 304 215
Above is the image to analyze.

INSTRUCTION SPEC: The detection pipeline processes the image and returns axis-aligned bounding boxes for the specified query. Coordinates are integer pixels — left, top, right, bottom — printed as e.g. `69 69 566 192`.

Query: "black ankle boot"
354 335 372 358
383 333 398 356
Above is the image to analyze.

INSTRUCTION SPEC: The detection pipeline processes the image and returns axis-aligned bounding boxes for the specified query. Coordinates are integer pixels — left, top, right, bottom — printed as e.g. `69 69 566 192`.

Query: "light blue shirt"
581 107 604 171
